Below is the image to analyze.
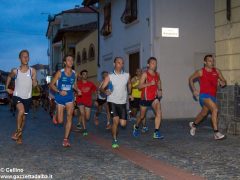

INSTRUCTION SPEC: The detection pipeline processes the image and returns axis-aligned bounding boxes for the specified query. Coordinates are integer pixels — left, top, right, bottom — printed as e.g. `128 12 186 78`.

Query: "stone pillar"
217 85 240 135
215 0 240 135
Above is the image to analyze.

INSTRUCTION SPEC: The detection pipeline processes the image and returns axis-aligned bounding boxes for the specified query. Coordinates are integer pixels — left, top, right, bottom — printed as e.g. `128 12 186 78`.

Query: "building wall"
152 0 215 118
98 0 215 118
98 0 151 77
47 12 97 75
215 0 240 85
75 30 98 84
61 13 97 28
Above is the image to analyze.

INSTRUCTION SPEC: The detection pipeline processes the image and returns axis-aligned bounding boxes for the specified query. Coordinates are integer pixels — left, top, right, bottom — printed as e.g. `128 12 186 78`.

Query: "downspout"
149 0 154 57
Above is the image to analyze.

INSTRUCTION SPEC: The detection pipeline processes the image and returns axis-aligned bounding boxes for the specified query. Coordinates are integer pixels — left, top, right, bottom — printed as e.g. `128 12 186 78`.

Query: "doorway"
129 52 140 77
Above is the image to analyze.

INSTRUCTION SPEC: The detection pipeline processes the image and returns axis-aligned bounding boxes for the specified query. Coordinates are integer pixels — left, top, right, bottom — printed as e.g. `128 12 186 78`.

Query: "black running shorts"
108 102 127 120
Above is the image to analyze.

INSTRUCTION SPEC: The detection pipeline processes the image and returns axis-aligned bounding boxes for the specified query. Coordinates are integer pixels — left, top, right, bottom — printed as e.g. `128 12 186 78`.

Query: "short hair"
204 54 213 61
19 50 29 58
114 57 123 63
80 69 88 75
147 57 157 64
63 54 74 62
101 71 108 76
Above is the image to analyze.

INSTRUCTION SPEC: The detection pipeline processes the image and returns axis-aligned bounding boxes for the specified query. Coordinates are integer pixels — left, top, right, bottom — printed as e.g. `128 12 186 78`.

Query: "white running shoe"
189 122 196 136
214 132 225 140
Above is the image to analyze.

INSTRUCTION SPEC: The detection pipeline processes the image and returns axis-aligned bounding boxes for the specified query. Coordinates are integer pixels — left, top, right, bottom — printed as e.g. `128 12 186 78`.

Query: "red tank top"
141 71 159 100
200 68 219 97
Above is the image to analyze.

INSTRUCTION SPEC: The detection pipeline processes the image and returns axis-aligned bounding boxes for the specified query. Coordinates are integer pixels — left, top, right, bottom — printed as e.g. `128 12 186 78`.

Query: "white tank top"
107 71 129 104
13 68 33 99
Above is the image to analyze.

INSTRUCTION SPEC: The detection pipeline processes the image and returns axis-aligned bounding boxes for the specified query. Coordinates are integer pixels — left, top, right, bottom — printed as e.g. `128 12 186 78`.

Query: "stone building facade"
215 0 240 135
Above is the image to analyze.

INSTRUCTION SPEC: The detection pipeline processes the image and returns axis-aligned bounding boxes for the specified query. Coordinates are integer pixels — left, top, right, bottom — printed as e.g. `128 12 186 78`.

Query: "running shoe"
105 123 112 130
112 139 119 149
189 122 196 136
214 132 225 140
153 131 164 139
142 126 149 133
132 124 140 137
83 129 88 136
76 123 82 130
62 138 71 147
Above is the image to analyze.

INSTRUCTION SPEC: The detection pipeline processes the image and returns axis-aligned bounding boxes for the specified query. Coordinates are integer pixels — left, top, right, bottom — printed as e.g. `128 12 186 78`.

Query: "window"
88 44 95 61
121 0 138 24
100 3 112 36
82 48 87 64
77 52 81 65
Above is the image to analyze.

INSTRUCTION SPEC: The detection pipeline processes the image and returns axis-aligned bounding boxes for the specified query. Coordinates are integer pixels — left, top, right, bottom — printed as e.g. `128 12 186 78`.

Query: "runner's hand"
105 89 112 96
129 95 134 101
150 80 156 86
193 89 199 98
219 80 226 87
157 90 162 97
77 90 82 96
60 90 67 96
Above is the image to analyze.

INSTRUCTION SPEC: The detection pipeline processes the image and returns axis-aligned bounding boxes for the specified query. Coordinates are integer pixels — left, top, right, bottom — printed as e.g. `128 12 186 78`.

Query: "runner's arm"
128 75 132 95
138 72 153 89
100 75 110 93
189 70 202 92
31 68 37 87
73 78 81 96
6 68 16 94
216 69 227 87
49 71 61 93
157 73 162 91
157 73 162 97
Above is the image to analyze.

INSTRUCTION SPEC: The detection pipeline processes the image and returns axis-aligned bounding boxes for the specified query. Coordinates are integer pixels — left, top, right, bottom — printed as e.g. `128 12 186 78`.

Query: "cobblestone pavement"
0 104 240 180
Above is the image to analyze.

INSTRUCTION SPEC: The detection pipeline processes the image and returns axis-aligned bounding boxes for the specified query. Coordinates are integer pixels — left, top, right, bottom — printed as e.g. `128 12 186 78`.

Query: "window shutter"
100 3 112 36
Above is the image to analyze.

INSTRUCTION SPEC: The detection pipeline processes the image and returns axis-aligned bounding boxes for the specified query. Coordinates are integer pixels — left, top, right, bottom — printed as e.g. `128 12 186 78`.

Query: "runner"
49 54 80 147
189 54 227 140
6 49 37 144
76 69 97 136
94 71 111 129
8 80 16 116
49 83 57 123
32 80 41 118
41 80 48 111
48 72 57 122
129 68 148 132
101 57 131 148
132 57 164 139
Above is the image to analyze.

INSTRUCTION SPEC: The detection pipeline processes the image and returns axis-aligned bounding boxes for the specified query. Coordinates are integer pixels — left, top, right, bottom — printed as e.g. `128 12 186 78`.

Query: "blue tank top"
57 69 75 97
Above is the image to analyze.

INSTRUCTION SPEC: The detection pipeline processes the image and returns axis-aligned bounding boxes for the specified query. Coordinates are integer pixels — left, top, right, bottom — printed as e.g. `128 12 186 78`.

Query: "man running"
49 54 80 147
6 49 37 144
101 57 131 148
76 69 97 136
32 80 41 118
189 54 226 140
129 68 148 132
94 71 111 129
8 80 16 116
132 57 164 139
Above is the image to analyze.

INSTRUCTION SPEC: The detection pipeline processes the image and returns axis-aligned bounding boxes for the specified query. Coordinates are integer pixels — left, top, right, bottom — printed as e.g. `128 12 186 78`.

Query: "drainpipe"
149 0 154 57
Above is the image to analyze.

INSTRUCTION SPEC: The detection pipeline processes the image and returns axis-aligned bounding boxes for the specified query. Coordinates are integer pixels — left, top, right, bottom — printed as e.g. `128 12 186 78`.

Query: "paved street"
0 104 240 180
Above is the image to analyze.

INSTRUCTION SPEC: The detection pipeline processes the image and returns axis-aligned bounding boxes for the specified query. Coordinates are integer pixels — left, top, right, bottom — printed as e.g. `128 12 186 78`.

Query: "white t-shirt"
13 68 33 99
107 71 129 104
